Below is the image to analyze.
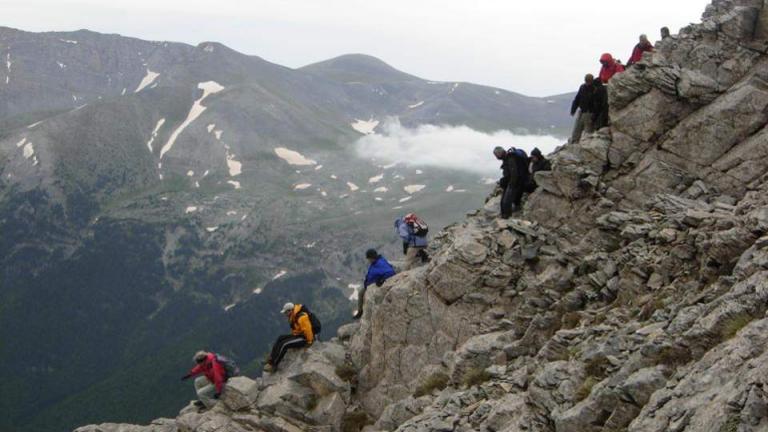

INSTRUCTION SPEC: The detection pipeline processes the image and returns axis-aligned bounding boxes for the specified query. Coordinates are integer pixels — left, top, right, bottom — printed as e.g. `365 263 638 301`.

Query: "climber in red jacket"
599 53 625 83
181 351 227 409
627 34 654 67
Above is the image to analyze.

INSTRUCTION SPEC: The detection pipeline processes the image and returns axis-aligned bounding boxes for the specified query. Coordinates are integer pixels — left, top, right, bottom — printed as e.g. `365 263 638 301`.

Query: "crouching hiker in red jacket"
181 351 228 410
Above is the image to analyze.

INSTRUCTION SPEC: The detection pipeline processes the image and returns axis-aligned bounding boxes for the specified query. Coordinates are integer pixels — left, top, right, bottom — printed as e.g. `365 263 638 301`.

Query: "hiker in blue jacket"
354 249 396 319
394 214 430 270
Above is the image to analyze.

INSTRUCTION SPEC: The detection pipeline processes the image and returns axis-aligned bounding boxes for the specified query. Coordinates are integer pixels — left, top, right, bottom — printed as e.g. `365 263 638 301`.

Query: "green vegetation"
575 376 599 402
718 415 740 432
651 345 693 367
583 356 611 379
720 313 753 340
462 367 492 388
335 364 358 383
414 372 450 397
341 411 372 432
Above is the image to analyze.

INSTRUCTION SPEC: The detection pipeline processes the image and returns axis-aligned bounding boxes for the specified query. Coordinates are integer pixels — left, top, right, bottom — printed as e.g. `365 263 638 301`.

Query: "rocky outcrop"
76 1 768 431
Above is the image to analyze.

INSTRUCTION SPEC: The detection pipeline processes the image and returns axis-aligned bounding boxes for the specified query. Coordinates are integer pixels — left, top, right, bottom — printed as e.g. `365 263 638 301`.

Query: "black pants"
500 184 523 218
269 334 308 368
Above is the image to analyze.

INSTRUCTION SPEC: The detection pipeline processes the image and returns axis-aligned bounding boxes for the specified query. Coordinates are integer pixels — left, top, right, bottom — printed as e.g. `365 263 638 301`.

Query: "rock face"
76 1 768 431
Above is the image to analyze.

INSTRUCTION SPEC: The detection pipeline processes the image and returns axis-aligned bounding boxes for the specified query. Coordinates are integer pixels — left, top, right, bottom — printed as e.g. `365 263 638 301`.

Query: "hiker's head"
600 53 614 66
365 248 379 263
280 302 295 317
193 351 208 364
639 34 649 44
531 148 542 160
594 77 604 87
661 27 670 38
493 146 506 160
584 74 594 85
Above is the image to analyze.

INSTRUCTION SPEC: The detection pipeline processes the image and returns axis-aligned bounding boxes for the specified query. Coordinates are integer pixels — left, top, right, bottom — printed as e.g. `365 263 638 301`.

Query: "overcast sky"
3 0 710 96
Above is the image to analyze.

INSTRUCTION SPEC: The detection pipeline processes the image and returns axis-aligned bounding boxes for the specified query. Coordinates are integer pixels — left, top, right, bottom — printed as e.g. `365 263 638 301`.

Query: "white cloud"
355 119 561 176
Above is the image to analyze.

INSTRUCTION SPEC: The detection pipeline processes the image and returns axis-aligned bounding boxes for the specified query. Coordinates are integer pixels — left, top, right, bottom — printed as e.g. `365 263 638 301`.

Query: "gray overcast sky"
2 0 710 96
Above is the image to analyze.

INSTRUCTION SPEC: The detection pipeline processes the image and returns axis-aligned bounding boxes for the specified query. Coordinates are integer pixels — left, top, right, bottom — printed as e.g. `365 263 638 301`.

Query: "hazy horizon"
2 0 710 97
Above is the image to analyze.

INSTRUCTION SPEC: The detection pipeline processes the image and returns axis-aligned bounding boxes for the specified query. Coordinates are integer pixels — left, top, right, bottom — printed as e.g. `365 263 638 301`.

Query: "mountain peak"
300 53 419 83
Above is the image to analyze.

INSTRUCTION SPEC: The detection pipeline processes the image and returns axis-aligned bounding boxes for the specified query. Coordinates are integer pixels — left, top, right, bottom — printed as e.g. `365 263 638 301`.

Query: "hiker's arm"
183 364 203 380
298 314 314 344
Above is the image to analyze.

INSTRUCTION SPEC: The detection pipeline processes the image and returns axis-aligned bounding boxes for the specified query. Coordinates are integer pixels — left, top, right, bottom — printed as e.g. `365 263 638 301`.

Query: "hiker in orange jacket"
263 303 314 372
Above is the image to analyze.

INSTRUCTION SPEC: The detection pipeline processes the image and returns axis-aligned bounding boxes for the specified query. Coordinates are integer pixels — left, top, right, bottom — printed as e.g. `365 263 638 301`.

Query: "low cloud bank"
355 119 563 176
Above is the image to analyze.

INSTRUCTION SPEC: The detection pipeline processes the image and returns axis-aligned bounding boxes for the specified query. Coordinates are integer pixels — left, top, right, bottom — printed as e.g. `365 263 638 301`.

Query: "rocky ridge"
77 0 768 431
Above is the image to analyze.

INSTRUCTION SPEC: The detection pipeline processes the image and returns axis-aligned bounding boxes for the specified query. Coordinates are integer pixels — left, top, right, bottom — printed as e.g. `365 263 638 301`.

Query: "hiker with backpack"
526 148 552 192
354 249 396 319
263 302 318 372
394 213 430 270
181 350 239 410
494 146 529 218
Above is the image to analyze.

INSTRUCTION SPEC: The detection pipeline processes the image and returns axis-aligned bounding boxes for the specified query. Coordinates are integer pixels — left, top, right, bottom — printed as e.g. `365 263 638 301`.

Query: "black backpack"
508 148 530 183
215 354 240 378
297 305 322 335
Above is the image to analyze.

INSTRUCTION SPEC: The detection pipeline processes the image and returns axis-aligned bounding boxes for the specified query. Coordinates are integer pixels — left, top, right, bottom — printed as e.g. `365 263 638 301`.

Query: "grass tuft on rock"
720 313 753 340
462 367 492 388
341 411 372 432
335 363 358 383
575 376 599 402
414 372 450 397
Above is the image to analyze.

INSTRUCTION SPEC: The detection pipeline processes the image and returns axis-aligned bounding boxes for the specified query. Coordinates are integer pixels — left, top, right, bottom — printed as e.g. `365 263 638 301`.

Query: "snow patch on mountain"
159 81 224 160
59 39 78 44
347 182 360 191
135 69 160 93
227 180 241 189
146 118 165 152
294 183 312 190
57 61 66 69
351 118 379 135
408 101 424 109
5 53 11 84
272 270 287 280
185 206 198 213
404 184 425 194
445 185 454 192
399 196 412 203
206 226 219 233
274 147 317 166
368 173 384 183
374 187 389 193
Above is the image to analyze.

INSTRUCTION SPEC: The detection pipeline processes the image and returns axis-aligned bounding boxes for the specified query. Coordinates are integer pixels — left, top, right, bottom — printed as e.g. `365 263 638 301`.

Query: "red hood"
600 53 614 64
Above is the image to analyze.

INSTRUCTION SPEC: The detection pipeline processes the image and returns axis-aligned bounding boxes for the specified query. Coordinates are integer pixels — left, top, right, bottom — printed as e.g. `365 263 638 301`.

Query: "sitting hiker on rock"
394 213 430 270
526 148 552 192
598 53 625 83
181 351 237 410
264 302 316 372
494 146 529 218
354 249 396 319
627 34 654 67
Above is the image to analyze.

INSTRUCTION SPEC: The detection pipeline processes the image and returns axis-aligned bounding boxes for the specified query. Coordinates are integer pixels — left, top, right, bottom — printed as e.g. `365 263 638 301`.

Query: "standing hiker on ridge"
627 34 654 67
526 148 552 192
592 78 609 130
394 213 430 270
570 74 597 144
354 248 396 319
494 146 529 218
598 53 625 83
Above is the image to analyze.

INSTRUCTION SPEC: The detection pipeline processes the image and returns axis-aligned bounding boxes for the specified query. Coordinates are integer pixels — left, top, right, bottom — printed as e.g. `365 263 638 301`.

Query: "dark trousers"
269 334 308 368
500 184 523 218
